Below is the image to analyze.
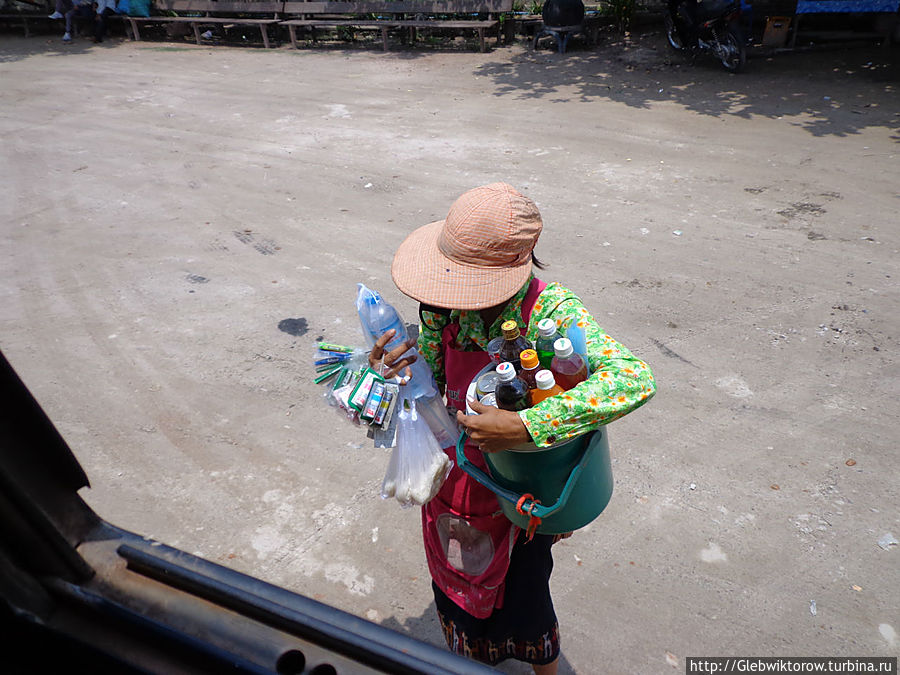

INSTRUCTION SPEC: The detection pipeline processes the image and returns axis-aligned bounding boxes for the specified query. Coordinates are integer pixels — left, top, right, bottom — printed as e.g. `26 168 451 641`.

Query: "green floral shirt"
418 276 656 447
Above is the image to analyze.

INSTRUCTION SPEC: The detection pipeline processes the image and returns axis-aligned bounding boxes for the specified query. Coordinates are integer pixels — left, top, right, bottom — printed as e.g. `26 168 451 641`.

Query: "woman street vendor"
370 183 656 674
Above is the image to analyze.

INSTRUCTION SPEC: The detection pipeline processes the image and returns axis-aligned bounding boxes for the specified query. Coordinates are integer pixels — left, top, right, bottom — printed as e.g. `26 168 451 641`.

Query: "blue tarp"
795 0 899 13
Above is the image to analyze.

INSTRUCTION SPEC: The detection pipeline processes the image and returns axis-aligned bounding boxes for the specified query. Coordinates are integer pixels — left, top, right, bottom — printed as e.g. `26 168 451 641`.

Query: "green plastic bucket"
455 428 613 535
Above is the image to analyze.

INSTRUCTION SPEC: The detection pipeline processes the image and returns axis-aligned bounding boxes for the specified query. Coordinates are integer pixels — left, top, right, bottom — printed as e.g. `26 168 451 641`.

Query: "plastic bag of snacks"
380 398 451 507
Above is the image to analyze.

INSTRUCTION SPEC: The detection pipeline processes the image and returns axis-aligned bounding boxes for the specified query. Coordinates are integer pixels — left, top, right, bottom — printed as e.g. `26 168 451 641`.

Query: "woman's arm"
521 297 656 447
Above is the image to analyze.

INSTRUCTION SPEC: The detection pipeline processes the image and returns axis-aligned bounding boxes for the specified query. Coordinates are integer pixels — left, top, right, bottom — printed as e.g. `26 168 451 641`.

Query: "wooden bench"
0 0 58 38
280 0 512 52
0 12 47 37
127 0 282 47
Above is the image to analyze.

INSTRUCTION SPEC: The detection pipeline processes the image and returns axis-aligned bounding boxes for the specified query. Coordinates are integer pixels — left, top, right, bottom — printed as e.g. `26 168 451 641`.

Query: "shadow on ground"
478 31 900 139
380 600 578 674
2 27 896 138
0 32 125 62
0 28 475 62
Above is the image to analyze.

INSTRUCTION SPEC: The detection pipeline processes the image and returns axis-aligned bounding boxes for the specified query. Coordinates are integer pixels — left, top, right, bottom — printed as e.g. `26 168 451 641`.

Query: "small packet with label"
371 383 400 447
348 368 385 413
360 381 387 423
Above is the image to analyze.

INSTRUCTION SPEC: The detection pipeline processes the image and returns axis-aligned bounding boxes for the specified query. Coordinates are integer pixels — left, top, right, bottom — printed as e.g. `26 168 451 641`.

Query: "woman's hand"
368 329 417 381
456 398 532 452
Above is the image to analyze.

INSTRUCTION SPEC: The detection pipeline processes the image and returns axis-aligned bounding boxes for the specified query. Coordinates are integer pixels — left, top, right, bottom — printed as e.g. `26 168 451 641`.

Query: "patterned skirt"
432 530 559 666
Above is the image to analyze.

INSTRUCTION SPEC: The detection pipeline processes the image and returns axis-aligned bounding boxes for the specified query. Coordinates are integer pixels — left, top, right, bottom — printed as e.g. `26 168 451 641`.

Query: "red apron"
421 278 547 619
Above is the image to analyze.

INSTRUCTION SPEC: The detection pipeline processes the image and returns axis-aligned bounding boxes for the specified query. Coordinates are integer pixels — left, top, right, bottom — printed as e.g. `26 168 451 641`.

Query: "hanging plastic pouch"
380 398 451 508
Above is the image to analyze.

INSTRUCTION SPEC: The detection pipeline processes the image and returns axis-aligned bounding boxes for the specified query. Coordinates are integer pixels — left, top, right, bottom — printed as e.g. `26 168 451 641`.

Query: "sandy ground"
1 28 899 674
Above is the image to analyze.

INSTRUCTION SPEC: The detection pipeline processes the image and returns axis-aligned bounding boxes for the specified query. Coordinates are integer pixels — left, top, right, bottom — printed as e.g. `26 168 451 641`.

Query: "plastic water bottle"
356 285 457 443
357 284 408 353
356 284 428 398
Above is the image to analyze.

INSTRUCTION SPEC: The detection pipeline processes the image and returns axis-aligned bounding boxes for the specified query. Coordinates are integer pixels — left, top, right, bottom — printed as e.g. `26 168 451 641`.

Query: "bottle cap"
554 337 574 358
535 369 557 390
520 349 539 369
537 318 557 337
496 362 516 381
501 320 520 340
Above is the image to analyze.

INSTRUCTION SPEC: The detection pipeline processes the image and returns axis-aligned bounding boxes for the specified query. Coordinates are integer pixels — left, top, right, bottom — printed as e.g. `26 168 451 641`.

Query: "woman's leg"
533 657 559 675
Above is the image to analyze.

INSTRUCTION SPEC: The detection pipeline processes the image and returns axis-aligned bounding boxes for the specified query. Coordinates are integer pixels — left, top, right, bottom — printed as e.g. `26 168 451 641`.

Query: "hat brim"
391 220 533 311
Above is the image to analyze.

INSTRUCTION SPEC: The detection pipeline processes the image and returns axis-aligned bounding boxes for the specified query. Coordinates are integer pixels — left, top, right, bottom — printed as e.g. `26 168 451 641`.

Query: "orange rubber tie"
516 493 535 516
516 493 542 541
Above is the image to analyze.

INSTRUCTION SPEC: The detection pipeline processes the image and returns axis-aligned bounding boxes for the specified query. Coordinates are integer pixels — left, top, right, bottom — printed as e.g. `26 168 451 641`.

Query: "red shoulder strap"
521 277 547 324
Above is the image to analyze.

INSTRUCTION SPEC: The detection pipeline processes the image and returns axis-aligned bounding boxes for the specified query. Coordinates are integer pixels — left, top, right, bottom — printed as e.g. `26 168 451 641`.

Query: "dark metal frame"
0 351 492 674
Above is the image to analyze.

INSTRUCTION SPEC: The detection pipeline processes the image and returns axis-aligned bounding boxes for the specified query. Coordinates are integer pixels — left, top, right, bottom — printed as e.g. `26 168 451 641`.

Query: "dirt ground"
1 27 898 674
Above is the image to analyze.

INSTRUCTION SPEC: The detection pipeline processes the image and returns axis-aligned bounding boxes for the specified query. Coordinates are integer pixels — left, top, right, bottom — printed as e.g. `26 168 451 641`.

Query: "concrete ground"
1 28 898 674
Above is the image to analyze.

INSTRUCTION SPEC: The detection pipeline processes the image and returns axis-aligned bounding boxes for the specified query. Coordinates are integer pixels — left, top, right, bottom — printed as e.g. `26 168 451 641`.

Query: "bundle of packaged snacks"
315 343 401 439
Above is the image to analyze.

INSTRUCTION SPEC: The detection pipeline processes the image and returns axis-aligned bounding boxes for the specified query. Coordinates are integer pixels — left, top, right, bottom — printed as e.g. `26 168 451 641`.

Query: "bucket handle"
454 431 593 521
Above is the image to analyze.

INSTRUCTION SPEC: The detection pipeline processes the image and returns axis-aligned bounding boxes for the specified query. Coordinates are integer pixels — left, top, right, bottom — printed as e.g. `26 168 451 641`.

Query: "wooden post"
260 24 270 47
789 14 801 48
289 23 297 48
192 21 202 44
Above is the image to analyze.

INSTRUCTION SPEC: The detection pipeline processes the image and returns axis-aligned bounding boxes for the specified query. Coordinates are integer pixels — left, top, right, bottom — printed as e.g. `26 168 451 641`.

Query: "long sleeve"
519 289 656 447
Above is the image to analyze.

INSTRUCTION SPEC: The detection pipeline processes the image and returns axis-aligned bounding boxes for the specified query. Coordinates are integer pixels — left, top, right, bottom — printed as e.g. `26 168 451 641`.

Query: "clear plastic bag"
415 391 460 449
380 398 451 507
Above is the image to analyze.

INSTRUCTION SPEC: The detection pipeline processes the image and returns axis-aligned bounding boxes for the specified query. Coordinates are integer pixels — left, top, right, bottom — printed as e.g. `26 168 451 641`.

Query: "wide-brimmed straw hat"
391 182 542 310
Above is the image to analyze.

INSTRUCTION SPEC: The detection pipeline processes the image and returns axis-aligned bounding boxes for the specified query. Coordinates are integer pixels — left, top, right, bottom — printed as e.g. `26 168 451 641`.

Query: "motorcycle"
664 0 747 73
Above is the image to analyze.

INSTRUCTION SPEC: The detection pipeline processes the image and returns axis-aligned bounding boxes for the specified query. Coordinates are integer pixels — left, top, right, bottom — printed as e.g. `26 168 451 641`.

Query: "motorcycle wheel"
719 25 747 73
664 13 684 50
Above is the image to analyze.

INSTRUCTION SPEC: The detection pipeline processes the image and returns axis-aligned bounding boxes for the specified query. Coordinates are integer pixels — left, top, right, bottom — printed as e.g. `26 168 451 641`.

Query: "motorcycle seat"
696 0 738 20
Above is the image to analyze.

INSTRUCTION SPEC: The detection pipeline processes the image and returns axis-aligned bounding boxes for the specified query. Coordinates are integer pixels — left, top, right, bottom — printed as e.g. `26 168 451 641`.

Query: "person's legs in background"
64 4 95 42
50 0 72 25
63 2 78 40
94 6 114 42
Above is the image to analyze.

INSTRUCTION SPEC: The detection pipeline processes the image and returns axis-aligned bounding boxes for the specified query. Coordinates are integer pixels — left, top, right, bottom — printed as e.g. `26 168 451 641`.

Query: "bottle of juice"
518 349 540 390
494 362 530 412
535 318 563 370
550 338 588 391
530 369 565 405
497 320 532 372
